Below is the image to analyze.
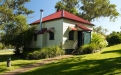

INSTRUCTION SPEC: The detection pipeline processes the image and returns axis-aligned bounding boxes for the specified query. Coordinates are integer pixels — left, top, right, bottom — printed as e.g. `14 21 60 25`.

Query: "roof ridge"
30 10 94 26
43 10 61 19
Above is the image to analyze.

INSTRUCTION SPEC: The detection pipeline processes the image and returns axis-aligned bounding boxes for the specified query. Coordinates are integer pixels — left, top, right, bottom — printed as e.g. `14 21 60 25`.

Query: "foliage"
55 0 79 15
55 0 119 22
0 0 34 55
80 32 108 54
79 0 119 21
0 0 33 24
91 32 108 48
23 46 65 59
0 43 3 49
80 44 97 54
1 15 35 55
20 44 121 75
106 31 121 46
93 26 108 36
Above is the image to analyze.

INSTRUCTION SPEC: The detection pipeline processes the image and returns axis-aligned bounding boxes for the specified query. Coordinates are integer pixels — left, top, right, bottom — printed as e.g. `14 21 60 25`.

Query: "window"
69 30 74 40
34 34 37 41
49 32 54 40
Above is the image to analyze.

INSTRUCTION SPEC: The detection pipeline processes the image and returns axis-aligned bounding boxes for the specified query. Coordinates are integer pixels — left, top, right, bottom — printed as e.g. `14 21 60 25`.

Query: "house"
30 10 94 53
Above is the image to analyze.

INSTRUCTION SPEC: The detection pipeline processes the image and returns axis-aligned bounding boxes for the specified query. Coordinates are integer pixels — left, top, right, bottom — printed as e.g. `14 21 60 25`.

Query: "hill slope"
21 44 121 75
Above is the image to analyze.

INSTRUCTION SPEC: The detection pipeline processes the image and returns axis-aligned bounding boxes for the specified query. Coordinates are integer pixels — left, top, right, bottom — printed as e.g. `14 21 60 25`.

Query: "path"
1 55 72 75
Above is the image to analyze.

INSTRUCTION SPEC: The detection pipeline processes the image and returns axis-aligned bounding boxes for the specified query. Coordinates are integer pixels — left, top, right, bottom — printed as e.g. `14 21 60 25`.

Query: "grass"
0 50 40 74
20 44 121 75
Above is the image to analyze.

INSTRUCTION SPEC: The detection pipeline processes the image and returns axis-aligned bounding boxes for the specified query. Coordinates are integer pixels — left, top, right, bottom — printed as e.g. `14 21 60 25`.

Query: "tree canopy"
0 0 34 55
106 31 121 46
93 26 108 36
55 0 119 22
0 0 33 24
55 0 79 15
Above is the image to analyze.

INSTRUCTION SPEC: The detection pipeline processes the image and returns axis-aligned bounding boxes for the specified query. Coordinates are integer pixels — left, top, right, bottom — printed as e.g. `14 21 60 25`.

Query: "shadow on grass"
0 53 19 73
20 56 121 75
102 49 121 54
0 54 19 62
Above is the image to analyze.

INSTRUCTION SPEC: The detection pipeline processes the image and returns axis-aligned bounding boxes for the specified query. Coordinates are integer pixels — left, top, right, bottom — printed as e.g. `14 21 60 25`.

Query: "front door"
77 31 83 47
83 31 91 45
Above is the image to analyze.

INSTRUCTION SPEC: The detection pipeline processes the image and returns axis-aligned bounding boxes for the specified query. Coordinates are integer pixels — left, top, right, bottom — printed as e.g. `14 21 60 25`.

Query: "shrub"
0 43 3 50
24 46 65 59
106 32 121 46
91 32 108 48
80 44 97 54
79 32 108 54
28 50 42 59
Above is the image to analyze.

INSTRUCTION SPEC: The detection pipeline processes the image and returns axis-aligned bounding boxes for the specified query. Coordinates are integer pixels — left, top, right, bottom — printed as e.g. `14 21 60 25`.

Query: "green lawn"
0 50 40 74
20 44 121 75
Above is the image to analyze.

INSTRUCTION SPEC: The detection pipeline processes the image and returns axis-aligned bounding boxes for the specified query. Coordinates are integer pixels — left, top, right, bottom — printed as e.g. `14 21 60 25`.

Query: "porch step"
71 47 80 55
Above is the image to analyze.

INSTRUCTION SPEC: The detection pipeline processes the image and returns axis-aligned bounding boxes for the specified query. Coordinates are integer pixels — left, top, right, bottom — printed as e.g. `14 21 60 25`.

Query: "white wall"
62 19 77 49
44 19 63 47
31 19 63 48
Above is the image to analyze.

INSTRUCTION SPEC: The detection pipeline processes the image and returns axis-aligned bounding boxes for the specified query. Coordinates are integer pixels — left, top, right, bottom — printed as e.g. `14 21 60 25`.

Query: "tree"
0 0 34 55
55 0 79 15
106 31 121 46
1 15 35 55
93 26 108 36
55 0 119 22
0 0 33 24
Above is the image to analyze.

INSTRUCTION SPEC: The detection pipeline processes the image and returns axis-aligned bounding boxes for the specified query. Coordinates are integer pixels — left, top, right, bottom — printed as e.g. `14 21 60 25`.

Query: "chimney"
40 9 44 30
61 10 64 17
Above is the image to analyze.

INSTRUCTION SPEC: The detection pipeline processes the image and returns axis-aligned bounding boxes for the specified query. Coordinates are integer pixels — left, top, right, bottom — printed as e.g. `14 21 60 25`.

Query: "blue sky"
25 0 121 34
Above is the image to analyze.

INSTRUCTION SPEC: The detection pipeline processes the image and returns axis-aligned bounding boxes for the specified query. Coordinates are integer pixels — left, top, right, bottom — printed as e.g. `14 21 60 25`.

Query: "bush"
23 46 65 59
80 44 97 54
79 32 108 54
91 32 108 48
106 32 121 46
0 43 3 50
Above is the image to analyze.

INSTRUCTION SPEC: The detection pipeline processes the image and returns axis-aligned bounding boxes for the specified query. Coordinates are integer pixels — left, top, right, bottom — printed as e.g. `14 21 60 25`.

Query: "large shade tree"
0 0 34 55
0 0 33 24
55 0 79 15
55 0 119 22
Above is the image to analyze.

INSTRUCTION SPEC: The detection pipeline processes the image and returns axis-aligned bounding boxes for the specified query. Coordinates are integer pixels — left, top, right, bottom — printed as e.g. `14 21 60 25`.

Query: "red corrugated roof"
76 24 92 31
30 10 94 25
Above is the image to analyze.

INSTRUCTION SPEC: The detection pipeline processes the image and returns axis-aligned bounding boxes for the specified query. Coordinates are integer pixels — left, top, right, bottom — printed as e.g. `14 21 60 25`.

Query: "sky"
25 0 121 34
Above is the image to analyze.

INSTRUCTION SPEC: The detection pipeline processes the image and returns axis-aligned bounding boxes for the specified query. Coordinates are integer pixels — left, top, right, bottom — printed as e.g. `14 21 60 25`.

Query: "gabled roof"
30 10 94 26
